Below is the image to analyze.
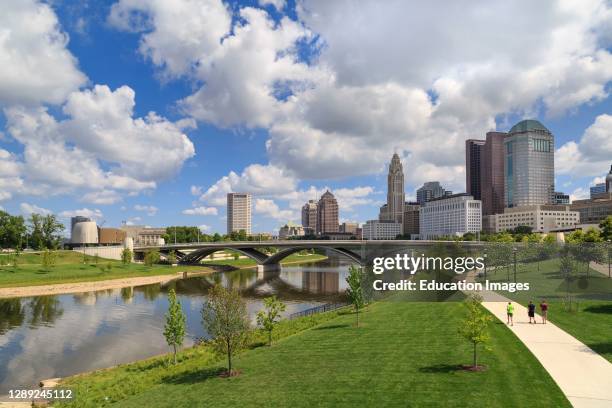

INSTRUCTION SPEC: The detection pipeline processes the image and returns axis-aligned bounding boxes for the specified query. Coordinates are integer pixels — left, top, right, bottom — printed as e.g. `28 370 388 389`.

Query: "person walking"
540 300 548 324
528 300 536 324
506 302 514 326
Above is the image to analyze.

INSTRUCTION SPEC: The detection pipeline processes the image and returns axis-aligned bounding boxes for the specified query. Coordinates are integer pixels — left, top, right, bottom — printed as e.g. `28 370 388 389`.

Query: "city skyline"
0 0 611 234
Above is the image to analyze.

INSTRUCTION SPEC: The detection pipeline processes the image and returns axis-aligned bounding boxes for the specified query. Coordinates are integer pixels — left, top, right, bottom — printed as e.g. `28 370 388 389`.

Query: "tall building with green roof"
504 119 555 208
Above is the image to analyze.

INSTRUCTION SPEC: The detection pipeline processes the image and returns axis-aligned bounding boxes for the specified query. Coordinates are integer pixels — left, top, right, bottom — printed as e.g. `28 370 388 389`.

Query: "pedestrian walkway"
589 261 611 278
470 288 612 408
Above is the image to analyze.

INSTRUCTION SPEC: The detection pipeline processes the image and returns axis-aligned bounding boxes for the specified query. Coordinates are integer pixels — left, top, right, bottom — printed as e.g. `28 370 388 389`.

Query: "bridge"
133 240 485 271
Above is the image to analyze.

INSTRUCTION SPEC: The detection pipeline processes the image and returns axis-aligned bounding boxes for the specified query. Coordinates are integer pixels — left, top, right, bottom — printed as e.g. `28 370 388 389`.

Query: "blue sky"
0 0 611 235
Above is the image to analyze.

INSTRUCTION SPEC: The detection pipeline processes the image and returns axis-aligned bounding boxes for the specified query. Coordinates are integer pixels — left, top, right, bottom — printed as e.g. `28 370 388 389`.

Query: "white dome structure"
71 221 99 245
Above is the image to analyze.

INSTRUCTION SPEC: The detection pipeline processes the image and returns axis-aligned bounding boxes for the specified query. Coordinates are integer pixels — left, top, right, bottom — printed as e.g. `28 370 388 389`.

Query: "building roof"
509 119 550 134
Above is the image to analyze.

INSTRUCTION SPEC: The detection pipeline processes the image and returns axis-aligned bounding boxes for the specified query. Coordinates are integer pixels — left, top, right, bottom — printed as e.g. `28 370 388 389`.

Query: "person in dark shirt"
539 300 548 324
528 301 536 324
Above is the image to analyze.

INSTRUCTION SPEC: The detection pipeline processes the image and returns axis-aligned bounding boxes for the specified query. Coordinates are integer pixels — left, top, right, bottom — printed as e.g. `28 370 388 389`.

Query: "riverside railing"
289 302 348 319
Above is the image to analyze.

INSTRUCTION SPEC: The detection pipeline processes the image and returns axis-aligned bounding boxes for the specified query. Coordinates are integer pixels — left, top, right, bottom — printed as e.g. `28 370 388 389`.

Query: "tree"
256 296 286 346
458 294 492 369
0 211 26 250
559 252 577 311
121 248 133 265
144 249 160 266
41 249 56 272
164 289 186 365
345 265 365 327
600 215 612 241
202 285 250 376
167 250 177 265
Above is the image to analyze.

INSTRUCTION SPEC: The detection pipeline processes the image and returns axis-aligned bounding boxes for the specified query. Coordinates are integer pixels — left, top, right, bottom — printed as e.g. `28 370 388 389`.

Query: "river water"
0 259 351 394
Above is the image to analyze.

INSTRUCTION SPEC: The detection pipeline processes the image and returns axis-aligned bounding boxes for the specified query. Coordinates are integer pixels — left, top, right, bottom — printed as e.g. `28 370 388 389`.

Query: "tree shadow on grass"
163 366 226 385
583 304 612 314
587 342 612 357
313 324 350 330
418 364 463 373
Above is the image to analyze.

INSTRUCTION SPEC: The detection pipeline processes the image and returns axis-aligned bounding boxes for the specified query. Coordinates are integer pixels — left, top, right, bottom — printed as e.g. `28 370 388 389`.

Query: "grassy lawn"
202 253 327 268
57 300 568 408
481 258 612 362
0 251 204 288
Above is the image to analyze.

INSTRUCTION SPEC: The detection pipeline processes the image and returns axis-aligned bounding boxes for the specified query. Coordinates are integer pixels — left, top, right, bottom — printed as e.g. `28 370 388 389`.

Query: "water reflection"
0 259 350 394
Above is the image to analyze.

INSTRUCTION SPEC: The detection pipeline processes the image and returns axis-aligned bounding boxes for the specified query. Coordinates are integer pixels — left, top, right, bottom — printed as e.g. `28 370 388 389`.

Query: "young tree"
121 248 133 265
41 249 56 271
144 249 160 266
164 289 186 365
167 250 177 265
256 296 286 346
458 294 493 369
202 285 249 376
560 253 577 311
346 265 365 327
600 215 612 241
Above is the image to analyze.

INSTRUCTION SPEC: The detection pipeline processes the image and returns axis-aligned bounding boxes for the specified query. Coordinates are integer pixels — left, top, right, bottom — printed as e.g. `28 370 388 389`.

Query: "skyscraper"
379 153 405 224
504 120 555 208
607 164 612 192
227 193 252 235
591 183 606 198
416 181 448 205
317 190 339 234
465 139 484 200
301 200 318 235
480 131 506 215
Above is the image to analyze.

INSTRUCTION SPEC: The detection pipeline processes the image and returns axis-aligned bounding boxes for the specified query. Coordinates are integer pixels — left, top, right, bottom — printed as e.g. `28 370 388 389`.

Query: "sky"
0 0 611 236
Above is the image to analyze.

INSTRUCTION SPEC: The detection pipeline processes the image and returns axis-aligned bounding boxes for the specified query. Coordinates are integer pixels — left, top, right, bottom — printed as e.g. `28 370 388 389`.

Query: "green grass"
0 251 205 288
202 253 327 268
481 258 612 362
57 301 569 408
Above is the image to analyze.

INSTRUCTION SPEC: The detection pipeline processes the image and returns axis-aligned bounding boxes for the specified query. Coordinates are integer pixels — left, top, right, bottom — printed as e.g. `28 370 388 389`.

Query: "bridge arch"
180 247 269 265
263 246 364 266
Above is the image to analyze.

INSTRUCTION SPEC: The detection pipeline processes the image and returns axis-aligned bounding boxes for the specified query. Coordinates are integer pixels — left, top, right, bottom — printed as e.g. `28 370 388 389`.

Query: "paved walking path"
469 288 612 408
589 261 611 278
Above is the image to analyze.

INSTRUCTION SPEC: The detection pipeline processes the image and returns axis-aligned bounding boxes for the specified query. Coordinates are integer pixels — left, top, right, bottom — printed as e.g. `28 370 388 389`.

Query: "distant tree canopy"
0 211 26 249
163 226 270 243
0 210 64 250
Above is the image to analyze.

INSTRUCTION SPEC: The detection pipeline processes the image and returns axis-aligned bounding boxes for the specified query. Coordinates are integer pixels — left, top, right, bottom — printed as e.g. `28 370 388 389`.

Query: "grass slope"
202 253 327 268
0 251 203 288
58 301 569 407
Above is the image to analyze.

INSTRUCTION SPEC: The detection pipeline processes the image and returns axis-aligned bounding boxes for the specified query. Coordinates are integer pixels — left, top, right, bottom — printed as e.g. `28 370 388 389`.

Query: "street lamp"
513 247 518 283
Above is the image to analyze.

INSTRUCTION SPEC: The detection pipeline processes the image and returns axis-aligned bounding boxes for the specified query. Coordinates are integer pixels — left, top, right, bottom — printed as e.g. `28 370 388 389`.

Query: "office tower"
466 139 485 200
317 190 339 234
301 200 318 234
379 153 405 224
607 164 612 192
591 183 606 198
403 202 420 237
419 194 482 239
480 131 507 215
227 193 252 235
504 120 554 208
339 222 359 234
416 181 447 205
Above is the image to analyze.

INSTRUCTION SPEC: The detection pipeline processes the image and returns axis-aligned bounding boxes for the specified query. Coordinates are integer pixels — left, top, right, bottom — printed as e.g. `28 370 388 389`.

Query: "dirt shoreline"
0 269 214 299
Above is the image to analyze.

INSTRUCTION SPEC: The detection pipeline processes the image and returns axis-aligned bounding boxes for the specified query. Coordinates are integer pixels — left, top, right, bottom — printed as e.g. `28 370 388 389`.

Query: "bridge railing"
289 302 348 320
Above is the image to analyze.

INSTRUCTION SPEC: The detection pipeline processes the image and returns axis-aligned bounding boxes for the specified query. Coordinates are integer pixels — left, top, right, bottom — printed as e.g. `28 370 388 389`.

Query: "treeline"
0 210 65 250
448 215 612 243
162 226 269 243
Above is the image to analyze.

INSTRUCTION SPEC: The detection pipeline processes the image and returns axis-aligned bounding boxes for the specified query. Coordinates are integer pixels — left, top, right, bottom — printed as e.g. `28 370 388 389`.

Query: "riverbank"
0 269 214 299
54 300 568 408
0 253 328 298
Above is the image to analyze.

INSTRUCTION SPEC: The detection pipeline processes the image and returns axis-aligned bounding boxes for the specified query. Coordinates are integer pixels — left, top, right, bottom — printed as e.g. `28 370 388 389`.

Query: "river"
0 258 351 394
